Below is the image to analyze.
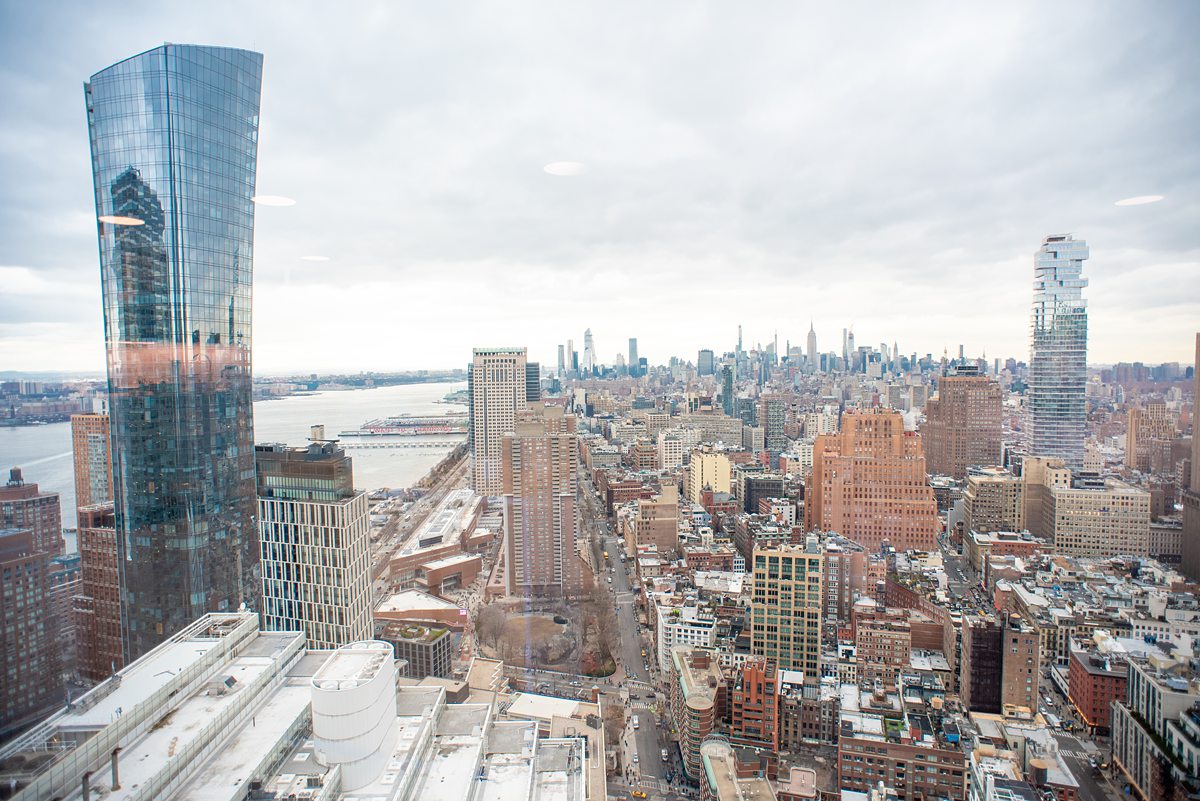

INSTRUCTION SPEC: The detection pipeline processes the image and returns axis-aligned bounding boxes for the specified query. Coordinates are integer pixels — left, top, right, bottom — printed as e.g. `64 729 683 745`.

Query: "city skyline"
1 2 1198 373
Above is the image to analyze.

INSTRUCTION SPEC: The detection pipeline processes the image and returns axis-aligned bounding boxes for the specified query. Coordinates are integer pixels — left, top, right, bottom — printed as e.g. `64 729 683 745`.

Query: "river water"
0 381 467 551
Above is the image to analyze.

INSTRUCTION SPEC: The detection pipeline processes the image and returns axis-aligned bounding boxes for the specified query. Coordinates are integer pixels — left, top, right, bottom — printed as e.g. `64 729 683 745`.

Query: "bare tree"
476 604 506 648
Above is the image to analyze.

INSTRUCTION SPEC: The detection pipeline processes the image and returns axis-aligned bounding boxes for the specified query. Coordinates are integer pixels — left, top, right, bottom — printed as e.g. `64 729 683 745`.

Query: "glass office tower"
1028 234 1089 469
85 45 263 659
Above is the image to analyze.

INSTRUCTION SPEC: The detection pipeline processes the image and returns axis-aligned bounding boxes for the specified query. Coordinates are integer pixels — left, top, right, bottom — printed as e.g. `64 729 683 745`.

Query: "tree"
476 604 506 648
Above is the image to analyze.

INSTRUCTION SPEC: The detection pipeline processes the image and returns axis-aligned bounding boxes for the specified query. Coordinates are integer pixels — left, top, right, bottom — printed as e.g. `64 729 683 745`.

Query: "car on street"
633 754 639 763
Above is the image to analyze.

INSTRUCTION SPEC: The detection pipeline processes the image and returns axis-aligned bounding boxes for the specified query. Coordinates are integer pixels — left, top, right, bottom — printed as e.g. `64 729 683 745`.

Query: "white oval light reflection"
300 255 330 262
252 195 297 206
98 215 145 226
544 162 585 176
1115 195 1164 206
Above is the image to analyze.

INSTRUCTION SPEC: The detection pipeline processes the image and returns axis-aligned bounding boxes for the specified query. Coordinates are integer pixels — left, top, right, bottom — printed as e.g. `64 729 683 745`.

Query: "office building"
806 322 818 370
1043 476 1150 557
74 503 123 682
0 527 62 736
256 429 372 649
0 614 591 801
1028 234 1089 468
628 337 639 377
750 543 823 678
502 404 582 597
698 349 715 376
583 328 596 374
1184 334 1200 580
921 368 1002 479
70 412 112 508
565 339 576 377
86 45 263 658
470 346 528 495
962 467 1024 535
557 344 565 376
805 409 939 552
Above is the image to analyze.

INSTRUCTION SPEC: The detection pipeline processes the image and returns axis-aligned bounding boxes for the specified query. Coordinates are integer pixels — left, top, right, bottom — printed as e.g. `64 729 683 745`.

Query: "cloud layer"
0 1 1197 373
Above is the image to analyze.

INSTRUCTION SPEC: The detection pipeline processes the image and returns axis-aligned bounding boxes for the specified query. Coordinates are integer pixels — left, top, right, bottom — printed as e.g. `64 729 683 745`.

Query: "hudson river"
0 380 467 551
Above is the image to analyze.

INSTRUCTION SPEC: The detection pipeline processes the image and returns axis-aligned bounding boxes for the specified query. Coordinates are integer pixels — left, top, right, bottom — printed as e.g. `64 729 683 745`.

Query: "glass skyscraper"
85 45 263 659
1028 233 1089 469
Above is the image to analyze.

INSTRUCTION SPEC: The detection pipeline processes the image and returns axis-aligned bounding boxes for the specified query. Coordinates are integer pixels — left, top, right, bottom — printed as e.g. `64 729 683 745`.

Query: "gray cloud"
0 1 1197 373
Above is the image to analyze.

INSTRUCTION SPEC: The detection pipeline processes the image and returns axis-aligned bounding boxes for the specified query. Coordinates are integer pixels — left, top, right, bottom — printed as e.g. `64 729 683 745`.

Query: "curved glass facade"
85 45 263 659
1029 234 1089 469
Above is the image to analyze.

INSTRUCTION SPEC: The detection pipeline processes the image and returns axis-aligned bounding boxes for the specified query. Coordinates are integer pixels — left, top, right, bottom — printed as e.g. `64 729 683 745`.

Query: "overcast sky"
1 1 1197 375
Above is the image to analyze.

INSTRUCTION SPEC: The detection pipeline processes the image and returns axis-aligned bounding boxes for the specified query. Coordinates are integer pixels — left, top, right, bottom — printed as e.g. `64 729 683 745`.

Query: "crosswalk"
1060 749 1091 760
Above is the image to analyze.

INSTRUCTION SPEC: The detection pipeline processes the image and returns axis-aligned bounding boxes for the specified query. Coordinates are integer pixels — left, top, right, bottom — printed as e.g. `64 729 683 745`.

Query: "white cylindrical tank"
311 641 397 791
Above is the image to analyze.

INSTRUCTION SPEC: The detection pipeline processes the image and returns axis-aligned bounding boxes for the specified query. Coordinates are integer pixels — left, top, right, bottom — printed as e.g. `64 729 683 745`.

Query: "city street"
1053 733 1119 801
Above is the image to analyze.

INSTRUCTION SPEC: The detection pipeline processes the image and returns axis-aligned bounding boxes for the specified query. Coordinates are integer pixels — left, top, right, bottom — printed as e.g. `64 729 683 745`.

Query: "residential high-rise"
502 404 582 597
758 393 789 454
750 543 823 679
628 337 639 377
1111 653 1200 800
1125 401 1175 473
1028 234 1089 468
806 322 817 370
0 467 63 556
565 339 575 377
805 409 939 552
70 412 113 508
256 428 372 649
697 349 715 376
0 527 61 736
86 45 263 659
525 361 541 402
74 503 123 682
920 366 1003 479
721 364 734 416
469 346 528 495
686 446 732 504
1183 334 1200 580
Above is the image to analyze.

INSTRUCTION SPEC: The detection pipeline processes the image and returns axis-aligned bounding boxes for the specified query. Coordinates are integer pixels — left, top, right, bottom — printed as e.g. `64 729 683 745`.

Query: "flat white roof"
312 641 391 687
377 588 461 613
62 635 225 728
506 693 591 724
173 679 315 801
